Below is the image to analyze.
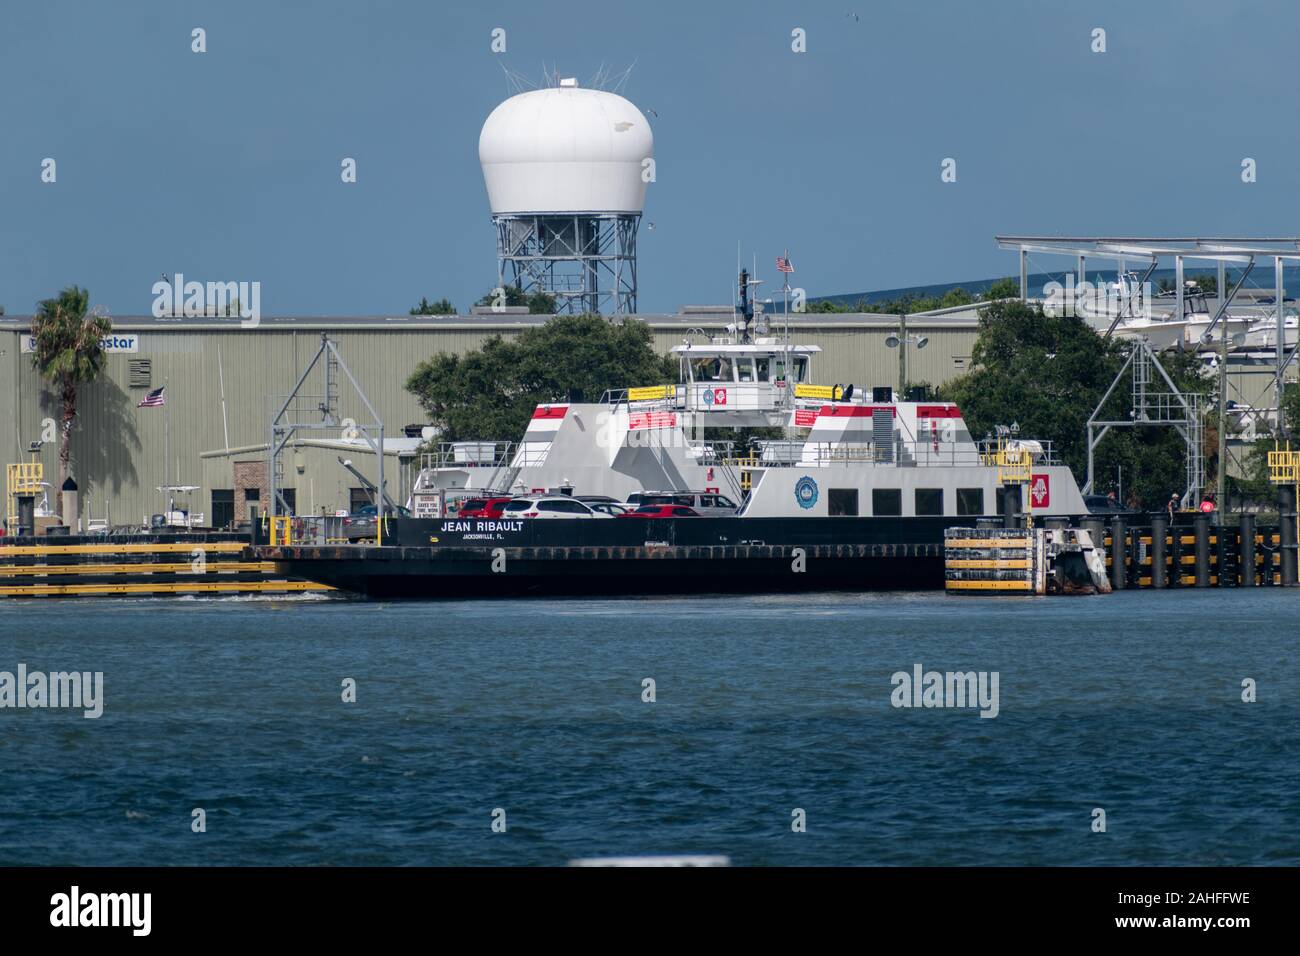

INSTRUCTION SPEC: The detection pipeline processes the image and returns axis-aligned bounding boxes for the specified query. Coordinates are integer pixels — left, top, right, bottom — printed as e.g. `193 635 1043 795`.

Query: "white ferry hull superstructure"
409 330 1087 522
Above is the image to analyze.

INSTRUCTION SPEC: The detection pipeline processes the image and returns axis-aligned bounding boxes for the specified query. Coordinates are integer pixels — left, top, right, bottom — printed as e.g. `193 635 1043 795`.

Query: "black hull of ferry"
255 515 966 599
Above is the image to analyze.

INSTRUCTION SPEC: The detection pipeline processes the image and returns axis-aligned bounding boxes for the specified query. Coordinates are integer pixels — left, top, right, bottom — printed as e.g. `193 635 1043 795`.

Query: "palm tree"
30 286 111 518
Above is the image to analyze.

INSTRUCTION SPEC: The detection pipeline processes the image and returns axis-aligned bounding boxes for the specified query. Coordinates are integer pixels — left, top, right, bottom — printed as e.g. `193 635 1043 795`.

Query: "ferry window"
793 356 809 382
717 358 733 381
737 359 754 383
915 488 944 516
956 488 984 516
756 357 770 382
872 488 902 516
692 358 715 382
829 489 859 516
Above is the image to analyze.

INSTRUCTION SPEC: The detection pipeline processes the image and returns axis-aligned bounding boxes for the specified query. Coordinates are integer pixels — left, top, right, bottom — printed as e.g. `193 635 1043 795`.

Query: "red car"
456 496 514 519
616 504 700 518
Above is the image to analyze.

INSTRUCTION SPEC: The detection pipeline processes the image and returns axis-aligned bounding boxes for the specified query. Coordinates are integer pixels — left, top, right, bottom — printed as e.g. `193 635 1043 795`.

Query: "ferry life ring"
1199 500 1215 513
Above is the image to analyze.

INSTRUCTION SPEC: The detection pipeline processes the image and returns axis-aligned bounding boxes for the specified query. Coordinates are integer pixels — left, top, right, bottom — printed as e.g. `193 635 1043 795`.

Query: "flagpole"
164 378 170 522
783 250 791 410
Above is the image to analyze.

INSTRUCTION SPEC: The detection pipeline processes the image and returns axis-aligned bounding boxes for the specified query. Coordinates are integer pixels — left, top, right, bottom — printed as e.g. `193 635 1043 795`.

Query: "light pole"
884 315 928 399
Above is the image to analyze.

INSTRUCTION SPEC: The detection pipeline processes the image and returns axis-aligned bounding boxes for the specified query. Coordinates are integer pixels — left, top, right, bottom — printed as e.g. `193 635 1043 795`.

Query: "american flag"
137 387 165 408
775 254 794 274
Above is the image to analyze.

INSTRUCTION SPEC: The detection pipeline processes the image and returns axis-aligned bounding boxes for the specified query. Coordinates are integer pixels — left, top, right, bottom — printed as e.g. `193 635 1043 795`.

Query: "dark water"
1 590 1297 866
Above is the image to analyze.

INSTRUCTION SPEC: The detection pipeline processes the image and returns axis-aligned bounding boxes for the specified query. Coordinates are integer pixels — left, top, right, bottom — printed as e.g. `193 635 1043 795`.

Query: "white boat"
1234 310 1299 350
408 332 1088 521
1076 276 1254 349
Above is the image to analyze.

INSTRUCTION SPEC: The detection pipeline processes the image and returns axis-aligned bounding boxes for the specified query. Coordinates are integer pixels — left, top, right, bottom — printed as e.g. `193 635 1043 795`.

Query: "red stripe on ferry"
916 404 960 418
532 405 569 419
815 405 897 418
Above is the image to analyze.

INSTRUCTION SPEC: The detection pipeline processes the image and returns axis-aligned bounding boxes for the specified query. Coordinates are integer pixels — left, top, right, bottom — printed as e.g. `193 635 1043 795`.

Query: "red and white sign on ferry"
629 411 677 430
1030 474 1050 508
794 409 818 427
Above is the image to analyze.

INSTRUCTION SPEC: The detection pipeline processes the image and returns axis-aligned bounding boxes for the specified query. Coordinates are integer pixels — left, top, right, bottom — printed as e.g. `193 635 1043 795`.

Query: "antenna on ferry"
737 268 754 343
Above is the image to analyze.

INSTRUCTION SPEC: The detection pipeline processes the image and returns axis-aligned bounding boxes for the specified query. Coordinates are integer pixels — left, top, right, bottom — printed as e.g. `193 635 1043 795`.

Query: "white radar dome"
479 82 654 215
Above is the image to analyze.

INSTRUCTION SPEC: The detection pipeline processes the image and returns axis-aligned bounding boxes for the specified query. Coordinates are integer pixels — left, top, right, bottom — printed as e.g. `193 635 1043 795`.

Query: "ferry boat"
406 273 1086 524
256 273 1095 597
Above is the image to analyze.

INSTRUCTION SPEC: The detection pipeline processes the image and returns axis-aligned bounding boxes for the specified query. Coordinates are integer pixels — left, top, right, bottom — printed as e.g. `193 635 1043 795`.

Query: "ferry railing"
261 514 360 546
509 444 551 468
751 441 1031 468
691 441 737 464
754 440 806 465
976 439 1058 467
420 442 517 472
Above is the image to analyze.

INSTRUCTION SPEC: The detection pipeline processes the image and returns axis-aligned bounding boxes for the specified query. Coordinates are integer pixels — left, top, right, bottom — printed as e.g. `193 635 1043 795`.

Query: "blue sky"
2 0 1298 316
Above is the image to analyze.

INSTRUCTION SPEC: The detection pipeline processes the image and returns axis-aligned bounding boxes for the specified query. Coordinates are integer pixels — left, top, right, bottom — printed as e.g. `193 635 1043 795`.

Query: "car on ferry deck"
632 491 740 516
457 496 514 519
617 504 701 518
574 495 629 516
501 496 614 519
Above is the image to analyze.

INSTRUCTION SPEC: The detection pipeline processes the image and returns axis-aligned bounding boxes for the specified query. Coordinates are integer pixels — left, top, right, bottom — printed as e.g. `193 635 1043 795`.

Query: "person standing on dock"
1167 492 1179 523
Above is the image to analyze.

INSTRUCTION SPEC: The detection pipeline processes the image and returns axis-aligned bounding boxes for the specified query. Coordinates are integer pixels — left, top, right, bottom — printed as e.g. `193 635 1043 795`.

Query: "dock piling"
1002 486 1021 529
1109 517 1126 590
1194 513 1210 587
1279 485 1298 586
1149 514 1168 589
1240 514 1256 587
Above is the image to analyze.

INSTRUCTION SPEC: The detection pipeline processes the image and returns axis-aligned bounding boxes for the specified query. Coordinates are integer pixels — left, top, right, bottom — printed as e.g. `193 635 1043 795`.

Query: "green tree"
939 287 974 308
803 300 849 313
410 296 456 315
476 286 557 314
984 277 1019 300
30 286 112 517
406 314 676 441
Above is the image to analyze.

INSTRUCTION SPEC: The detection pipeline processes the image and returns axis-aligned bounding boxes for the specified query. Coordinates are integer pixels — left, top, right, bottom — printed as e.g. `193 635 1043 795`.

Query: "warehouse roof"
0 307 985 332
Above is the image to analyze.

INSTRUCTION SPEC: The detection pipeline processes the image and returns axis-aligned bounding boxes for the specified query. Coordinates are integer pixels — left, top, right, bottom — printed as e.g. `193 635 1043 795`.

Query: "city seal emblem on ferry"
794 476 819 509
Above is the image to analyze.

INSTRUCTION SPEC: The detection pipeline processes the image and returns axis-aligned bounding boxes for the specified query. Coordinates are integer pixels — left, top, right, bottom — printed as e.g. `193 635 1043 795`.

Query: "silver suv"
628 491 740 516
501 496 613 519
